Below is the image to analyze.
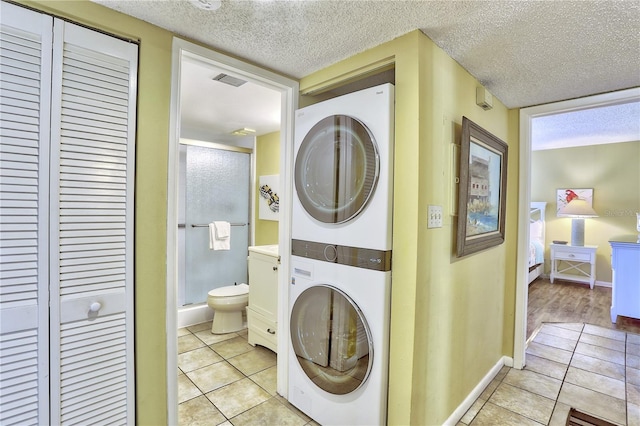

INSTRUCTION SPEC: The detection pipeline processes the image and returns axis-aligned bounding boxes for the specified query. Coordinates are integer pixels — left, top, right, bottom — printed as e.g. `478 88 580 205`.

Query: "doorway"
166 38 298 424
514 87 640 369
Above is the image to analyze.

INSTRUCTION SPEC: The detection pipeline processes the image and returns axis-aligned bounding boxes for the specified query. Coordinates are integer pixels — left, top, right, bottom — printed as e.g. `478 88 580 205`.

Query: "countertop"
248 244 279 257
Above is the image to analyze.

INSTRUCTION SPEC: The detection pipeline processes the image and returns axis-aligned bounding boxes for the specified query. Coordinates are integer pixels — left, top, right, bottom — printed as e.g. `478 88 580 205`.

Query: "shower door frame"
166 38 299 425
178 139 253 307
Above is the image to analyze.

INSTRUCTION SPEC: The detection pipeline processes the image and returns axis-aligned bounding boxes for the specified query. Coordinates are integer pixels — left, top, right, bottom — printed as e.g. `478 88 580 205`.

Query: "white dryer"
292 83 394 251
288 247 391 426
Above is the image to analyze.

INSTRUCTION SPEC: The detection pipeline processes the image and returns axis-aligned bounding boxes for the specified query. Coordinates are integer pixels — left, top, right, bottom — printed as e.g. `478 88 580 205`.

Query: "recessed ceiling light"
189 0 221 11
231 128 256 136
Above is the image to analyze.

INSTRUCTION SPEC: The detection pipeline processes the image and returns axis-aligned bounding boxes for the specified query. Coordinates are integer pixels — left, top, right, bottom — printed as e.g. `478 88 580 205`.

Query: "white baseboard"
177 303 213 328
442 355 513 425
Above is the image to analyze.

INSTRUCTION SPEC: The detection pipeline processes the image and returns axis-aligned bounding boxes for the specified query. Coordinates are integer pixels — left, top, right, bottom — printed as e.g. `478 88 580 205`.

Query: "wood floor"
527 277 640 340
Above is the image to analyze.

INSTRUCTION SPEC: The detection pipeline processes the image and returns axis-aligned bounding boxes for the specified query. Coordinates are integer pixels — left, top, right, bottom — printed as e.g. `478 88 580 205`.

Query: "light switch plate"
427 205 443 228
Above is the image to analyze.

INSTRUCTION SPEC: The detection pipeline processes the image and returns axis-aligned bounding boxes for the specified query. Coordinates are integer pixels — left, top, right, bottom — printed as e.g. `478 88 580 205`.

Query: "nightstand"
550 244 598 289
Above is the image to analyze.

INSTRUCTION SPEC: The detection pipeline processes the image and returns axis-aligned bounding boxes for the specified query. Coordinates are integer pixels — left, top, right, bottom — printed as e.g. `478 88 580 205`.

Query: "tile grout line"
625 331 628 426
180 326 296 425
547 322 583 426
563 324 629 425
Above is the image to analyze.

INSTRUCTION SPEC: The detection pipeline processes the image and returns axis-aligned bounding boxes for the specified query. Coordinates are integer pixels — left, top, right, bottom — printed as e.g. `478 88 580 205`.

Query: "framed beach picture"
456 117 509 257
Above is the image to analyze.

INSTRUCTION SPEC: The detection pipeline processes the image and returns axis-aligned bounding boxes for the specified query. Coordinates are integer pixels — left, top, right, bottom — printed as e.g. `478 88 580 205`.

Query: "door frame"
166 38 298 424
513 87 640 369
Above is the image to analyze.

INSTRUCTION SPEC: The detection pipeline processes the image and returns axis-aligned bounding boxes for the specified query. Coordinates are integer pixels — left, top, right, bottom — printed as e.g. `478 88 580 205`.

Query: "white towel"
209 221 230 250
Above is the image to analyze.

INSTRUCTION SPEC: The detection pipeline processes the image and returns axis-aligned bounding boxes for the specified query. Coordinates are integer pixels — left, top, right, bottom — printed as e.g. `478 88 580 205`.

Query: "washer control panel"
291 239 391 272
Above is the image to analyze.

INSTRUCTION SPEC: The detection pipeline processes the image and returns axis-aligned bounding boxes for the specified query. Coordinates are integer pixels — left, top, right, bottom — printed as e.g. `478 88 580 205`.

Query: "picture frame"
258 174 280 221
456 117 509 257
556 188 593 216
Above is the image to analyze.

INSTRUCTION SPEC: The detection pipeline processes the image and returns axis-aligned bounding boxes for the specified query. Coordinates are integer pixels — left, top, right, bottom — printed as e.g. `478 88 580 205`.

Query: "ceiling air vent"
212 73 247 87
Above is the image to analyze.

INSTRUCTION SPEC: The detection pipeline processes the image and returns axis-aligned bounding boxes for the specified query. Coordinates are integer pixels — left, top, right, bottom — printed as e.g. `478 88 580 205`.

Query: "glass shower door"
184 144 251 305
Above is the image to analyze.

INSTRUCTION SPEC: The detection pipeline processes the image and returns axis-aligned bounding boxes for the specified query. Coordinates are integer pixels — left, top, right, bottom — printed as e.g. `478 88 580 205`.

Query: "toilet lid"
208 283 249 297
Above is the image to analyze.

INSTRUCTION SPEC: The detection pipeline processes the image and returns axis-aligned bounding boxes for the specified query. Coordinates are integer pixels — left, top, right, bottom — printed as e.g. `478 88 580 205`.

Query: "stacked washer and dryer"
289 83 394 426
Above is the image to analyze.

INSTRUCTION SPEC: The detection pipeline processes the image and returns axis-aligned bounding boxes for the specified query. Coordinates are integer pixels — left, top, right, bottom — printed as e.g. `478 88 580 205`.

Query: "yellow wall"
18 1 173 424
300 30 518 424
532 141 640 283
254 131 280 245
17 2 521 423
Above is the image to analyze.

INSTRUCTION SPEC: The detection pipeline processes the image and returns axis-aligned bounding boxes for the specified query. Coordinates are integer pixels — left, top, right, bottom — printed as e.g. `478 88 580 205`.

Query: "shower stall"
177 141 251 327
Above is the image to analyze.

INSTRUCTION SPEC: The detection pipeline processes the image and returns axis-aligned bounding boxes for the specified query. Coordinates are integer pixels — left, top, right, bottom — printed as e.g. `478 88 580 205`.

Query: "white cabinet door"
0 3 52 424
0 3 137 425
49 19 137 425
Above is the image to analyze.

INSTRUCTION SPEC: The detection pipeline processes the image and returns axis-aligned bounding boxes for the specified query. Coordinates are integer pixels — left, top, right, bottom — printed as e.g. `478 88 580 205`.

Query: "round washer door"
295 115 379 224
290 285 373 395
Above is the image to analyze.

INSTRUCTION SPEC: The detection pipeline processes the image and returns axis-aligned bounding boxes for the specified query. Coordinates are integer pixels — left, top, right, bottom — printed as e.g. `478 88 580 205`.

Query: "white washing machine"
288 247 391 426
292 83 394 251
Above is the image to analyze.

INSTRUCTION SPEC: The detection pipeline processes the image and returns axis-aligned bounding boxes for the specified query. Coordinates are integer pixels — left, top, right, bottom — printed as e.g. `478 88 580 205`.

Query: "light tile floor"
460 323 640 426
177 322 319 426
179 322 639 425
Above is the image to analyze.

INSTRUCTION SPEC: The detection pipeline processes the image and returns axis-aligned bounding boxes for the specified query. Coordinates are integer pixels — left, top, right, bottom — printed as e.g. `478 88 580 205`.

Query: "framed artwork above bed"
556 188 593 216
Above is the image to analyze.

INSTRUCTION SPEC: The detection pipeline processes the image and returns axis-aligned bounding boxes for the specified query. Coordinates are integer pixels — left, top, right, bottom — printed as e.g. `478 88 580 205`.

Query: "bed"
528 202 547 284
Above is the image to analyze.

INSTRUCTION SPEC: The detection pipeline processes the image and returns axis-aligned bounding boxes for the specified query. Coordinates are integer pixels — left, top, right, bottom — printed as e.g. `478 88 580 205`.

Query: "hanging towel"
209 221 231 250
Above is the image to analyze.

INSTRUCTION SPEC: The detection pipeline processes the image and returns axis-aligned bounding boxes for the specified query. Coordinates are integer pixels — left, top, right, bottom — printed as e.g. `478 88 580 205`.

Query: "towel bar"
178 223 248 228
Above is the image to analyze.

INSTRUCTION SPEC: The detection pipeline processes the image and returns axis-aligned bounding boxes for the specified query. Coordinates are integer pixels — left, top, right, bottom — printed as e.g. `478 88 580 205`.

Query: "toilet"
207 283 249 334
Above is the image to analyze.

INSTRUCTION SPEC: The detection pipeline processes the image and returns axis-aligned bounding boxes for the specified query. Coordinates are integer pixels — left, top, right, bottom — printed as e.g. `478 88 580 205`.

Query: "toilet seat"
208 283 248 297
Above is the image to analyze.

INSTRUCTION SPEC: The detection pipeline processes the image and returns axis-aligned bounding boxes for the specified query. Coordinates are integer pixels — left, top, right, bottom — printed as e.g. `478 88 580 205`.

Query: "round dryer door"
290 285 373 395
295 115 379 224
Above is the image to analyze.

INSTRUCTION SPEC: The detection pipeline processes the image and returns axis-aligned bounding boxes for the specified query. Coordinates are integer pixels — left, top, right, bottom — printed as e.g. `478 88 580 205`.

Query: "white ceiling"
93 0 640 149
179 56 282 143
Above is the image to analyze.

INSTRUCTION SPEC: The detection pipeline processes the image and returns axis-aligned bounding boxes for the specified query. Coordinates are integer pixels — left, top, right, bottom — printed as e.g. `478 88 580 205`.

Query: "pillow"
530 220 544 242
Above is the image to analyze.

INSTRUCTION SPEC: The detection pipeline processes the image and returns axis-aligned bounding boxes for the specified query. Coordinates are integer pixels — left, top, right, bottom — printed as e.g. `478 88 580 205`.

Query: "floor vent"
566 408 615 426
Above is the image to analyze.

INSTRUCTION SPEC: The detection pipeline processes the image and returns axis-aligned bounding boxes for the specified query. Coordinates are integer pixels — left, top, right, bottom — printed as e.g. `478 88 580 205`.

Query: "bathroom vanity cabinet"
247 245 280 352
609 236 640 323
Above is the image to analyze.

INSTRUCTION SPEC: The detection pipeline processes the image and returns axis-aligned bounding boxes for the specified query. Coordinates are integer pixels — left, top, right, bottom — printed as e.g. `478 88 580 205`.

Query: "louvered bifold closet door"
0 3 52 425
48 20 137 425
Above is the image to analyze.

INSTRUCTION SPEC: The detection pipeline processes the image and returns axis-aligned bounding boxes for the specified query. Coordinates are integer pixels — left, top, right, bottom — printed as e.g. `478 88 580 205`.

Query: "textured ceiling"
93 0 639 108
532 101 640 150
92 0 640 147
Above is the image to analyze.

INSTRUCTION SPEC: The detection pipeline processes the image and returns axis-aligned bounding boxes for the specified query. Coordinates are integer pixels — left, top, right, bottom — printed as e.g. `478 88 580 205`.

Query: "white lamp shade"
558 198 598 218
558 198 597 246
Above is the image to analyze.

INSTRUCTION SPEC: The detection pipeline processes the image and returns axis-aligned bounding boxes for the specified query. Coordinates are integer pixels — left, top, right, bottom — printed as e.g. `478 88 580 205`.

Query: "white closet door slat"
0 236 38 249
0 93 39 111
49 17 137 425
60 137 127 154
60 358 123 385
0 141 39 156
62 97 128 120
61 128 127 146
60 255 125 267
61 88 127 111
0 3 51 425
61 395 126 426
64 368 125 395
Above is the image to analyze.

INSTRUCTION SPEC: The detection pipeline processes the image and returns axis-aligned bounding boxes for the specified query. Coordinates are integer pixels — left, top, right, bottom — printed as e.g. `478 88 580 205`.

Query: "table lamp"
558 198 598 246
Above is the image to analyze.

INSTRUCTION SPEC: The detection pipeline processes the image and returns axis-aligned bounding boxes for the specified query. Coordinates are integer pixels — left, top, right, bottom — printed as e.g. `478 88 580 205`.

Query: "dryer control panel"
291 239 391 272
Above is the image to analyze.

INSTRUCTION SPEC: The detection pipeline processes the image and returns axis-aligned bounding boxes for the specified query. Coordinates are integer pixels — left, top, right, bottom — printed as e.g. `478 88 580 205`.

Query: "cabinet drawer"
248 308 276 332
247 308 277 352
554 251 591 262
